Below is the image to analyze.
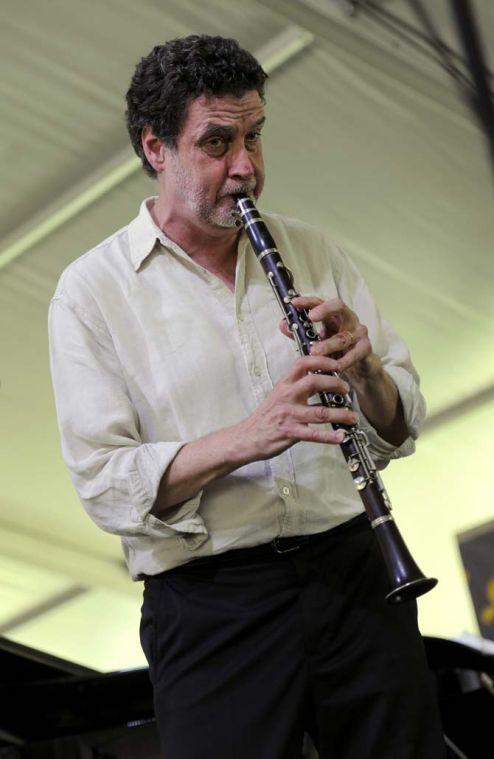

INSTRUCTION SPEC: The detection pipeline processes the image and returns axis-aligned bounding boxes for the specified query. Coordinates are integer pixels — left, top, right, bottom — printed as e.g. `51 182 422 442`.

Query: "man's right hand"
236 355 359 461
152 355 358 515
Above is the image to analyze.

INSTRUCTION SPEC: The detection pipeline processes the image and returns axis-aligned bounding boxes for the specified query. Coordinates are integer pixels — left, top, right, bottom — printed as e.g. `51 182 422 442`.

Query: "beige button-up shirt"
48 198 425 580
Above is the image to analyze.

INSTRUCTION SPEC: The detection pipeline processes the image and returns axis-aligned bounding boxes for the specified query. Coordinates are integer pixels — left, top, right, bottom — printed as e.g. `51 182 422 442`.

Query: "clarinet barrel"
234 193 437 604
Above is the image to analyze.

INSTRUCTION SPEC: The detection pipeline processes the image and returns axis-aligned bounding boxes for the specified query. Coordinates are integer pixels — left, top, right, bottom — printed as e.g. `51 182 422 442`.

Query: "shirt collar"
128 197 170 271
128 195 250 272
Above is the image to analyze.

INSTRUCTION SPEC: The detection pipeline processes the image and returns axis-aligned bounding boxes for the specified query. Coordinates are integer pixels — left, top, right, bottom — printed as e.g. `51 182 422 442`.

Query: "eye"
245 131 262 150
204 136 227 155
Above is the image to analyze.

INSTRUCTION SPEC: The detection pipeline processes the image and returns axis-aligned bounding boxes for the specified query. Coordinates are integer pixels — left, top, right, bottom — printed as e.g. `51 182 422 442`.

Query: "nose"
228 147 255 180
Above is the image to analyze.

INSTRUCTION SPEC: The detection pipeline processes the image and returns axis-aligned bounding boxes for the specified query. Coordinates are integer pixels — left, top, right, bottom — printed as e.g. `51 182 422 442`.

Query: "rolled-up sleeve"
48 294 207 539
332 245 426 468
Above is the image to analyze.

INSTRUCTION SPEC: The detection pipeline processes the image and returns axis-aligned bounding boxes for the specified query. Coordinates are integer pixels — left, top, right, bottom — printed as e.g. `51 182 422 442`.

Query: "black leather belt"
270 534 312 554
270 512 367 554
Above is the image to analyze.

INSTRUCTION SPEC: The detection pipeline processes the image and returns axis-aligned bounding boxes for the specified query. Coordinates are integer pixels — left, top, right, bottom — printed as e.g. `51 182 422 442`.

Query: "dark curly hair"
125 35 268 178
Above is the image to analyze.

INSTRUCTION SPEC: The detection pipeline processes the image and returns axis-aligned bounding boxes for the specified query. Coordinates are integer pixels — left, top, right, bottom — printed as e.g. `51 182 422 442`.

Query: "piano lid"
0 637 154 745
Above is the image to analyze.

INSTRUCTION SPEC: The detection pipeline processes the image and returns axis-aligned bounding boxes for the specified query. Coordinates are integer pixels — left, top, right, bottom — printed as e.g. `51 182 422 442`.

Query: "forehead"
182 91 265 137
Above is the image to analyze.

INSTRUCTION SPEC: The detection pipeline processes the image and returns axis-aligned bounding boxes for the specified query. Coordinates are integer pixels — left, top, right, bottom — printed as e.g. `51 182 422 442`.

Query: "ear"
141 126 166 173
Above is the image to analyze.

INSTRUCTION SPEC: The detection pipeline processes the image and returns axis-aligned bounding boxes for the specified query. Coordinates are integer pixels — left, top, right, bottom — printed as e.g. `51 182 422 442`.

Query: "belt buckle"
271 537 301 554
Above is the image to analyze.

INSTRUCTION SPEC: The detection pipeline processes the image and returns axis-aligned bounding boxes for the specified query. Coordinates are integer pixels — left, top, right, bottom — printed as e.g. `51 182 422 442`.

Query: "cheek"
189 153 227 190
202 164 229 194
255 157 265 193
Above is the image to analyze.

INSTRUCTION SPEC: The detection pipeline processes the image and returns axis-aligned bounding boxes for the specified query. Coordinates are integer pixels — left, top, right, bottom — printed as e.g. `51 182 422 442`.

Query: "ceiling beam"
0 586 88 635
0 518 135 596
422 382 494 434
262 0 477 127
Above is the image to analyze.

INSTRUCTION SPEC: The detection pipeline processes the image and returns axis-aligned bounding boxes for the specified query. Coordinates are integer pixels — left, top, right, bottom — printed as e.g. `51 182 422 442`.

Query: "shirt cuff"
350 364 425 468
129 441 209 540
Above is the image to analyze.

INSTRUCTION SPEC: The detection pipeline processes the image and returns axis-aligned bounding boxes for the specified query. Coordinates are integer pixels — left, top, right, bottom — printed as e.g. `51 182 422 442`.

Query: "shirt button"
282 486 291 496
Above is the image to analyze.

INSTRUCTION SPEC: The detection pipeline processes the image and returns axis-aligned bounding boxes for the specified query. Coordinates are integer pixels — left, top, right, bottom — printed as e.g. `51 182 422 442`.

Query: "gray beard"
194 189 253 229
171 157 254 228
204 201 239 228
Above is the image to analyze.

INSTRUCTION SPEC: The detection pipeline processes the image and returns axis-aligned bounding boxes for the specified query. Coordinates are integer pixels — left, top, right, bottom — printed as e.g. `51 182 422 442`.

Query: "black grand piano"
0 636 160 758
1 635 493 758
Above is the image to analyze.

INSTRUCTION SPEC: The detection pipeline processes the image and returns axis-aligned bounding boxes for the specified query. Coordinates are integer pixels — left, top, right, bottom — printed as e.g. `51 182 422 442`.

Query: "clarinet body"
234 194 437 603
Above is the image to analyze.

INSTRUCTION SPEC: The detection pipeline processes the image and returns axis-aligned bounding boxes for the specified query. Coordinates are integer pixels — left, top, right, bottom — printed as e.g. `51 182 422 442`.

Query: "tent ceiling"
1 0 493 669
300 0 494 87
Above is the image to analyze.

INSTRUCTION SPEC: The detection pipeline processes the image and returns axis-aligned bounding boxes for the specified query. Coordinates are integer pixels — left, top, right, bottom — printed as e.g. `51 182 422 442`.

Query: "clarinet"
234 194 437 604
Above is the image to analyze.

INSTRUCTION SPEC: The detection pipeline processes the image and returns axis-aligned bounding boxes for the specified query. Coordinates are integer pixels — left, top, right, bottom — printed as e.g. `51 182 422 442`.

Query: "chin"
205 209 237 229
208 199 240 228
215 215 238 229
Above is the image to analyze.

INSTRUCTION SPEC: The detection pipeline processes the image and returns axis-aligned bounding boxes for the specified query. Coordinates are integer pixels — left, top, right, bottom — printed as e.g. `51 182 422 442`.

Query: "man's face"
163 90 265 229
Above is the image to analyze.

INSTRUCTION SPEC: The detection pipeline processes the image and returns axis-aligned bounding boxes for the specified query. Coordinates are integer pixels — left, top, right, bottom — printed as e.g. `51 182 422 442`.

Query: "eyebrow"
198 116 266 142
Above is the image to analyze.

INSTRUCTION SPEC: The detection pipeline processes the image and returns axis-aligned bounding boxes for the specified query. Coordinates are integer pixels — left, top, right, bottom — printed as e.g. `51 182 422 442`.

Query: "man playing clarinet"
49 34 446 758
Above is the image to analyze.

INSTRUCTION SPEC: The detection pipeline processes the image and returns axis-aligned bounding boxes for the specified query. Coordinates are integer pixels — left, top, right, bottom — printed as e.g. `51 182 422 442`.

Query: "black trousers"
140 515 446 759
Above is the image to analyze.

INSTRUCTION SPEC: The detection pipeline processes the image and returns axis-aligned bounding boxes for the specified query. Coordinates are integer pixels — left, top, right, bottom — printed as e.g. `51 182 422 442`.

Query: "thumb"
279 319 293 340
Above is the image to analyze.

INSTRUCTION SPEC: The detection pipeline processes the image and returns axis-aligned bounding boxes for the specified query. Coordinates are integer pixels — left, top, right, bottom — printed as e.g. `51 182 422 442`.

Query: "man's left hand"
280 295 375 380
279 295 409 447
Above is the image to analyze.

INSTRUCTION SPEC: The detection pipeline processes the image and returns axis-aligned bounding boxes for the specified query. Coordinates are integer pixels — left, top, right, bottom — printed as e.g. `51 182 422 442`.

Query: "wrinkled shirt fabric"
48 198 425 580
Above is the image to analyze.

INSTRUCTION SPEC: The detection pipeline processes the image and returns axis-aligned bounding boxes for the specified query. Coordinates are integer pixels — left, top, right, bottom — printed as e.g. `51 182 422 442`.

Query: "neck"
151 196 240 278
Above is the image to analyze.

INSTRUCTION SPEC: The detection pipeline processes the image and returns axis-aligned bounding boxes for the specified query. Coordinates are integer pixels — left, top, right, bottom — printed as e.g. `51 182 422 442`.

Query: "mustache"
219 182 256 198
